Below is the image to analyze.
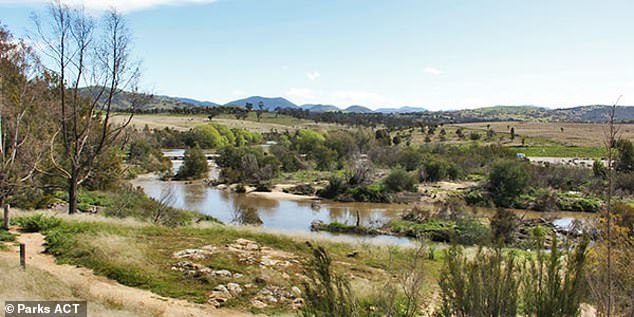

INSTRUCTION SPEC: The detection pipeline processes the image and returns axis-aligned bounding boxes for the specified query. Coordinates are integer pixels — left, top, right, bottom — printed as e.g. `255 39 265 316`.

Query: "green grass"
507 146 606 158
12 214 442 315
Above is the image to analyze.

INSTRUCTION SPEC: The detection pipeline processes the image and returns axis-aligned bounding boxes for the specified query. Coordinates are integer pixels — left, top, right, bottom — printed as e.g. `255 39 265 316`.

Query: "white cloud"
423 66 443 75
333 90 385 105
286 88 316 100
0 0 216 12
306 71 320 81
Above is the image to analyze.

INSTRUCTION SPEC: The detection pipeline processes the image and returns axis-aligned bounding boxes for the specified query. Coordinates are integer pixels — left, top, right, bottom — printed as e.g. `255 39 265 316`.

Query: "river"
131 172 595 247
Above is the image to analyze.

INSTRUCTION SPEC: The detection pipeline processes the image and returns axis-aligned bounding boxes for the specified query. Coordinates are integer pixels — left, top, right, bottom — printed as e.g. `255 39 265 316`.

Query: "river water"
131 173 594 247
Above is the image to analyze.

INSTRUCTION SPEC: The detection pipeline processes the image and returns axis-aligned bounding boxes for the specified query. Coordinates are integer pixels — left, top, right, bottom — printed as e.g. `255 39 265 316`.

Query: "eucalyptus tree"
33 1 144 214
0 24 50 212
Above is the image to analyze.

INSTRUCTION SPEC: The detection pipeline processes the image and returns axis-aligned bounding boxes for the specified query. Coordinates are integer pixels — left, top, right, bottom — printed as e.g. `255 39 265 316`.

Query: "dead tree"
33 1 143 214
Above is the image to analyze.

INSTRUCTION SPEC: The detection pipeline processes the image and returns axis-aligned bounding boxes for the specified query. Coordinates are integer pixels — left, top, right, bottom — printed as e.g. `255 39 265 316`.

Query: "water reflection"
131 175 594 247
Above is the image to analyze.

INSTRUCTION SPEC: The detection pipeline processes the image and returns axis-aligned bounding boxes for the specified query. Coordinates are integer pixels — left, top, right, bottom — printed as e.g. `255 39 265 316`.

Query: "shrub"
488 160 529 207
383 168 417 193
419 157 462 182
175 146 209 180
317 176 348 199
455 216 491 245
437 245 520 317
469 132 481 140
300 243 358 317
490 208 518 244
13 214 62 232
0 230 16 242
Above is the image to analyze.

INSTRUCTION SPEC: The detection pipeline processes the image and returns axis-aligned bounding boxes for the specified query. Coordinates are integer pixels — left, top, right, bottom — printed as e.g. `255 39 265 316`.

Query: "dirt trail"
0 231 257 317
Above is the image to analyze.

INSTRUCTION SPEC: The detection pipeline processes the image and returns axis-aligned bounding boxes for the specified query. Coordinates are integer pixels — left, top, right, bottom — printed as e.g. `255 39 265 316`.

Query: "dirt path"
0 231 258 317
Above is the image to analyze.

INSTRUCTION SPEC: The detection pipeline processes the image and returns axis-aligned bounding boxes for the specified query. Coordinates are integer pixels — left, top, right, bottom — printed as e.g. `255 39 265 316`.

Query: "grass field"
507 146 607 158
459 121 634 147
12 212 442 315
111 112 338 133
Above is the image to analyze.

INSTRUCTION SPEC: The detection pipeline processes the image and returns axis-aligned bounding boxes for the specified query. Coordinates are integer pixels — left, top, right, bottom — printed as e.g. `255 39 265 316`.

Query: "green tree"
383 168 417 192
175 147 208 180
488 160 529 207
616 139 634 172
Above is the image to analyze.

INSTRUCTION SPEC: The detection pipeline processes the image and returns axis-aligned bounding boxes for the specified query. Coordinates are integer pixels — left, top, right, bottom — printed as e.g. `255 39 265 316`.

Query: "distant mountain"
375 106 427 113
80 87 210 110
166 96 219 107
300 104 340 112
225 96 298 111
344 105 374 113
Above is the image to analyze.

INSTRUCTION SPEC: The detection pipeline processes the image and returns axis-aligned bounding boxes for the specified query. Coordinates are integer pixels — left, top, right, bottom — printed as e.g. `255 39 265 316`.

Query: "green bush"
317 176 348 199
300 243 358 317
0 230 16 242
489 160 529 207
346 184 390 203
175 146 209 180
455 216 491 245
13 214 62 232
383 168 417 193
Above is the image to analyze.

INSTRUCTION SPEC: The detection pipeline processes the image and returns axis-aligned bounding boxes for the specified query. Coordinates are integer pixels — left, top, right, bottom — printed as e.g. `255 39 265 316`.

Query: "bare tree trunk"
605 96 621 317
68 170 78 214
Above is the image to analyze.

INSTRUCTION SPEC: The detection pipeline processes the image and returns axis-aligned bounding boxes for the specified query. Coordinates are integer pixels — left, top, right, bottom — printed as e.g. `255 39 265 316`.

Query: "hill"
300 104 340 112
224 96 297 111
166 96 219 107
375 106 427 113
344 105 374 113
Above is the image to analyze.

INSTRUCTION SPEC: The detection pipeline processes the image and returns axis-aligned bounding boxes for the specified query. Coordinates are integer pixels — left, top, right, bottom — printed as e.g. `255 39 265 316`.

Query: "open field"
459 121 634 147
111 112 338 133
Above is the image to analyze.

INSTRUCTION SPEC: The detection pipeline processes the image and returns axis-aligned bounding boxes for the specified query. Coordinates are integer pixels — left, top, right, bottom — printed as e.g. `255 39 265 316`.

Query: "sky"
1 0 633 110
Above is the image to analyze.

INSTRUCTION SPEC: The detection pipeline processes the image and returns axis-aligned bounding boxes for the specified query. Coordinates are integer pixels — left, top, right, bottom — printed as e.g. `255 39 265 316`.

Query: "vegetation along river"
132 172 594 247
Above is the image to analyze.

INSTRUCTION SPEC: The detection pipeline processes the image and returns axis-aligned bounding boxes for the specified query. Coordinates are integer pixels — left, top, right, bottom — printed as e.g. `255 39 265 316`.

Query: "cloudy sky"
1 0 633 110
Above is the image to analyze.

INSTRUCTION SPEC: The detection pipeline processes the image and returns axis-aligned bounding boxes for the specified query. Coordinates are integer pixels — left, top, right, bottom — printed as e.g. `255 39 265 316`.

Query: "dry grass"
0 257 146 317
111 112 338 133
459 121 634 147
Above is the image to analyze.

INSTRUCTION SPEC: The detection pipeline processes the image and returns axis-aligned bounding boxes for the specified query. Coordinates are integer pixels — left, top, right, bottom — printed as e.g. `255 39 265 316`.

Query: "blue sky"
1 0 633 110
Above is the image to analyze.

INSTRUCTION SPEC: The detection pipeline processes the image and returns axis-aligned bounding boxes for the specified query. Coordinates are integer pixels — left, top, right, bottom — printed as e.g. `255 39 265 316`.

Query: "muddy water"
131 175 413 245
132 174 595 246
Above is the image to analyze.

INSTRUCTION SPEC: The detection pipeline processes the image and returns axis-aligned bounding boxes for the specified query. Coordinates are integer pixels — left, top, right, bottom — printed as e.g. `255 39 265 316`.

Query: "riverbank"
2 210 442 315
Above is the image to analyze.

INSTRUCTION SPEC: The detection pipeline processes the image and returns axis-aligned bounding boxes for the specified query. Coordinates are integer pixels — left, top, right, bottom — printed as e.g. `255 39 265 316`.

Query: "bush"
437 245 520 317
346 184 390 203
0 230 16 242
300 243 358 317
175 146 209 180
13 214 62 232
419 157 462 182
254 182 272 192
455 216 490 245
490 208 518 244
317 176 348 199
469 132 481 140
383 168 417 193
488 160 529 207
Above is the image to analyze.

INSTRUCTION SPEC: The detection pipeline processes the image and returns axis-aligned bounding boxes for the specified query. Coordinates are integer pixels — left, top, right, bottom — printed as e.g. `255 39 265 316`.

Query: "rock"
173 249 213 260
233 273 244 279
263 295 278 304
235 238 256 246
346 251 360 258
245 243 260 251
213 270 233 278
255 276 266 284
291 297 305 309
251 299 267 309
227 283 243 297
213 284 229 295
291 286 302 297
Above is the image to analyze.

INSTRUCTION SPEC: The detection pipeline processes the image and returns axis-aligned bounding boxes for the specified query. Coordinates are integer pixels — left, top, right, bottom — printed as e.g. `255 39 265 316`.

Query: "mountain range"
93 89 634 122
